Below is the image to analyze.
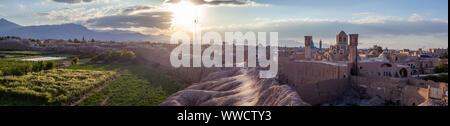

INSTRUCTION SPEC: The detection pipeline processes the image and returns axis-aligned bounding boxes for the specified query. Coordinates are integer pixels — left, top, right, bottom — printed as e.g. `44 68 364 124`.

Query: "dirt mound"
160 68 310 106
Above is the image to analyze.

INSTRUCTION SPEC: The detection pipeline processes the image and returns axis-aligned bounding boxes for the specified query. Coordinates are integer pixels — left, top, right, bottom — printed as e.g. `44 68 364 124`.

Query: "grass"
0 51 78 75
0 51 44 55
66 64 188 106
1 50 188 106
0 50 78 59
0 69 117 106
0 56 40 69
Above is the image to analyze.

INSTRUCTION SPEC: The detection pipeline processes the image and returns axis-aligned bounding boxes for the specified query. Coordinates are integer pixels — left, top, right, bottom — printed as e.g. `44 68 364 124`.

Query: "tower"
305 36 312 60
319 40 322 50
349 34 358 62
349 34 359 75
336 31 348 45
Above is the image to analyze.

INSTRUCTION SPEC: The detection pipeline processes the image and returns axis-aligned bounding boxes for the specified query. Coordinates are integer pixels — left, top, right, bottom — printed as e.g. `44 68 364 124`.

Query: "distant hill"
0 18 165 42
0 18 22 32
279 40 330 48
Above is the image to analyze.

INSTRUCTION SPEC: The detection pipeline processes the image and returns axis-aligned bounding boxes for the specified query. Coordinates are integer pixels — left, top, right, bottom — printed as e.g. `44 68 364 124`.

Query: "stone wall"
350 76 430 106
279 57 351 105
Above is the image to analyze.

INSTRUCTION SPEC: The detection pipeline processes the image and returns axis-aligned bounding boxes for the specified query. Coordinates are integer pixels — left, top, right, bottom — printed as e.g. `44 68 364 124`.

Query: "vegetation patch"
66 64 188 106
90 50 136 64
0 57 57 76
0 69 117 105
0 51 78 76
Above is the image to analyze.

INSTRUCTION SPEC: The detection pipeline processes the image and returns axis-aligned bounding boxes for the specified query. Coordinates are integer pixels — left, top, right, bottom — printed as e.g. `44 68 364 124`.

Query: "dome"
338 31 347 36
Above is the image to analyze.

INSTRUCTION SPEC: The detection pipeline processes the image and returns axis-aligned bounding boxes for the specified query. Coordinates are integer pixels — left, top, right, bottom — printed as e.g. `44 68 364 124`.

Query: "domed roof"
338 31 347 36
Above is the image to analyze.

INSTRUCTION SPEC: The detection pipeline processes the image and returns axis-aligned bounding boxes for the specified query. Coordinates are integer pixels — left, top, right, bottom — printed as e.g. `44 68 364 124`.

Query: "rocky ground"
160 68 310 106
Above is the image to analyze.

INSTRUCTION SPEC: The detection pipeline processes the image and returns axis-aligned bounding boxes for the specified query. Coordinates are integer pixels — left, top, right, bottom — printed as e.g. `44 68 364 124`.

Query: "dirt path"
0 75 14 79
100 96 110 106
67 73 120 106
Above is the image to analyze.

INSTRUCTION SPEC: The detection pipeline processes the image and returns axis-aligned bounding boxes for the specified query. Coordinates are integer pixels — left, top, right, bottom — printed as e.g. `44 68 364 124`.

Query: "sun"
167 2 201 27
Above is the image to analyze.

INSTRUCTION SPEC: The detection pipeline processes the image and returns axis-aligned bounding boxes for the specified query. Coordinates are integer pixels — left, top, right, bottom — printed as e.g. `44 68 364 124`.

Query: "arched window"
399 68 408 78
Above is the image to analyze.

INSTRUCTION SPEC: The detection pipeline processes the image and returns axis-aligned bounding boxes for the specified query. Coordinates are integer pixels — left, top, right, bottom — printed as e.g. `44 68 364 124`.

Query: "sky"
0 0 448 49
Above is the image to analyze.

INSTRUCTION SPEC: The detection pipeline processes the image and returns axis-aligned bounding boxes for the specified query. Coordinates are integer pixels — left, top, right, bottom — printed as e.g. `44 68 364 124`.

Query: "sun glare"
168 2 201 28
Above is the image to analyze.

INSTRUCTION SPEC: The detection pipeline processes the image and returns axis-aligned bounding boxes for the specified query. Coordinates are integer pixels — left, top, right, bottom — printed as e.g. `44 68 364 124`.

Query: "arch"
399 68 408 78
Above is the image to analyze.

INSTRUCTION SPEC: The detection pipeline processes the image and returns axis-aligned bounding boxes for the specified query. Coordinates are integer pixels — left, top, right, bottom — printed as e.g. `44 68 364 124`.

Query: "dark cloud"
86 11 173 29
165 0 255 6
120 6 153 15
53 0 96 4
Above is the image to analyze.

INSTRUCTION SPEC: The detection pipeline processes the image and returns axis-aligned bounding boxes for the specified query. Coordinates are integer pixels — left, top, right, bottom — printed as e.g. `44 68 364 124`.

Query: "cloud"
85 11 173 30
35 6 117 23
17 4 25 9
34 5 172 35
164 0 264 6
83 6 173 35
119 6 154 15
52 0 105 4
201 13 448 49
205 16 448 38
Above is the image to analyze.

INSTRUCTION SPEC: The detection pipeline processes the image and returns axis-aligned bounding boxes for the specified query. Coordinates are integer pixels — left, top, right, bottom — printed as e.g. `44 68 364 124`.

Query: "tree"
91 50 136 64
424 74 438 82
32 61 46 72
0 70 3 76
12 64 33 76
68 39 73 43
74 38 80 43
372 45 383 53
441 53 448 59
433 63 448 73
72 57 79 65
90 38 95 43
45 62 57 70
437 74 448 83
82 36 87 43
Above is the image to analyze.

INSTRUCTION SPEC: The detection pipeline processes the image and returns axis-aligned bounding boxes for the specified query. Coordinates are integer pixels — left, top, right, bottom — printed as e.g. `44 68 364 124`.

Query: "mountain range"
0 18 165 42
1 18 307 46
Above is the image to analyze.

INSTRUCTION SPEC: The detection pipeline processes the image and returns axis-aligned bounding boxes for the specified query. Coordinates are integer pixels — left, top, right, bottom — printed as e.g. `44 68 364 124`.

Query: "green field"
0 51 44 55
1 50 188 106
0 69 118 106
66 64 188 106
0 51 78 57
0 51 79 76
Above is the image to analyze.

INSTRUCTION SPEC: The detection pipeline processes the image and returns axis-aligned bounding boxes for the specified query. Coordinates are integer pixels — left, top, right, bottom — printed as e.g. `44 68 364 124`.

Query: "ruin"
277 31 448 106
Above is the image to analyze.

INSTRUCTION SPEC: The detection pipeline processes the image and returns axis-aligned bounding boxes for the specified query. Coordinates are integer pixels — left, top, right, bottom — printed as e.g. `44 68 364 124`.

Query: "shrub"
33 61 47 72
11 64 33 76
424 74 438 82
45 62 57 70
433 63 448 73
91 50 136 64
0 70 3 76
437 74 448 83
72 57 79 65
